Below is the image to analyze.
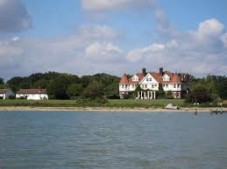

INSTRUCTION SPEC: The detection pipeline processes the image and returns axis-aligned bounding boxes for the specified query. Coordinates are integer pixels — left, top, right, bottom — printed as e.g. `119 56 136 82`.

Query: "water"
0 111 226 169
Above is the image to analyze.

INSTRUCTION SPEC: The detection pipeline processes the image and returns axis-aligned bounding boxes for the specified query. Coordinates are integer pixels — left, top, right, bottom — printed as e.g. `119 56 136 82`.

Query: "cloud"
85 42 124 63
221 33 227 48
0 0 31 32
0 24 125 79
0 17 226 80
81 0 174 38
78 25 119 40
126 19 227 76
81 0 152 11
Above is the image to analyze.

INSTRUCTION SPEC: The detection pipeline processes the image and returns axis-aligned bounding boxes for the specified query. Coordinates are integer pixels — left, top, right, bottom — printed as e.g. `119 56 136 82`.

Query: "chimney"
159 67 163 75
142 68 146 76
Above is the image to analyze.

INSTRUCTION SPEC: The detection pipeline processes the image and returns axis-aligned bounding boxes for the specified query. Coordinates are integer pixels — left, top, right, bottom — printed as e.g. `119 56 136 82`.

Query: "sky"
0 0 227 80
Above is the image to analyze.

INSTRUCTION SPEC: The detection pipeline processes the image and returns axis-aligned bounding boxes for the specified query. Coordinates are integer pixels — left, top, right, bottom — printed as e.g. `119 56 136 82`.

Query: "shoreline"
0 106 226 113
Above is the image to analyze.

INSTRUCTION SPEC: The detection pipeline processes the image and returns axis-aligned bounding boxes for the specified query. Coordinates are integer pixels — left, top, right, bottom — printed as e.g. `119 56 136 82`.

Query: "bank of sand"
0 106 226 113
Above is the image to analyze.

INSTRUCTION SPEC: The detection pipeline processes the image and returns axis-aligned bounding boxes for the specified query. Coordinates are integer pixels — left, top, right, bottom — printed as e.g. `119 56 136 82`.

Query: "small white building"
16 89 48 100
0 89 15 99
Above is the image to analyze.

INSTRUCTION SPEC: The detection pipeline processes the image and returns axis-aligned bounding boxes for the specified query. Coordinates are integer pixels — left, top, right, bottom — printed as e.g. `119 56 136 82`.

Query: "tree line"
186 75 227 103
0 72 120 100
0 73 227 103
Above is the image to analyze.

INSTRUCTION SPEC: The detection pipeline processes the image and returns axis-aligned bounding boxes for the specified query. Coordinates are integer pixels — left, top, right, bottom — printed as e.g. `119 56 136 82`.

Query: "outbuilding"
0 89 15 99
16 89 48 100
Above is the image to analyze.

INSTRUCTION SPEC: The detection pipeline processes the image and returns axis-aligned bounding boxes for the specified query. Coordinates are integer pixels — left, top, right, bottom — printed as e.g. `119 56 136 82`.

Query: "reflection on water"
0 111 227 169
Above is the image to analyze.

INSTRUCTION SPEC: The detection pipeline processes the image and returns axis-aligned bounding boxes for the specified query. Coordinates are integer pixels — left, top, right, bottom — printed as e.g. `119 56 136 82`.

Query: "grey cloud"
0 0 31 32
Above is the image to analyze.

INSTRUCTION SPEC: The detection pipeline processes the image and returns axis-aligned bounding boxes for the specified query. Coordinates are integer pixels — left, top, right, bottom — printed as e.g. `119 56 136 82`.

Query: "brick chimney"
159 67 163 75
142 68 147 76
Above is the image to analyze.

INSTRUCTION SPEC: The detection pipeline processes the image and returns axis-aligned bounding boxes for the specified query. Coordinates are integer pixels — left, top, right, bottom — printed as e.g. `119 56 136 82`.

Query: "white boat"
165 103 180 110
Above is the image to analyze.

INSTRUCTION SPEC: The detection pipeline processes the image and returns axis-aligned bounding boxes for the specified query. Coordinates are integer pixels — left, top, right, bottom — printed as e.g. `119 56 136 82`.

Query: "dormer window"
163 74 170 81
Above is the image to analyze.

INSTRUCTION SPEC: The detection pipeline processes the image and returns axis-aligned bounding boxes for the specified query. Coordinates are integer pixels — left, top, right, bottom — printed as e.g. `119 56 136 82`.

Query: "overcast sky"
0 0 227 80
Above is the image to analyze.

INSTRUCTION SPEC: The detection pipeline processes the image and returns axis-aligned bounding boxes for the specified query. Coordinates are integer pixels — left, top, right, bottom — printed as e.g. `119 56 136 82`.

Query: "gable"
131 74 139 82
139 73 158 84
163 74 170 81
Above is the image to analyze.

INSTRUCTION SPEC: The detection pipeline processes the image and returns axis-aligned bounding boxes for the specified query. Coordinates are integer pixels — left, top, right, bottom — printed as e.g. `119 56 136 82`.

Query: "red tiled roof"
150 72 162 83
119 74 130 84
119 72 145 85
135 73 145 82
171 74 182 83
17 89 47 94
119 69 189 85
0 89 8 94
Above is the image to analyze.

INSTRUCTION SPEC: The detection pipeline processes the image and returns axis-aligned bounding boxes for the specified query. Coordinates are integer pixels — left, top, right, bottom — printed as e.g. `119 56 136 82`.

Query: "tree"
47 75 70 99
0 78 4 85
83 80 104 99
187 85 212 103
165 91 174 99
157 83 165 99
67 83 83 98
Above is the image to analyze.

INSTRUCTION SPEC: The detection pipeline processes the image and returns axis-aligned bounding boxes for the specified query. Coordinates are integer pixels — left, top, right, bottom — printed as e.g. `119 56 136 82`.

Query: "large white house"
0 89 15 99
119 68 190 99
16 89 48 100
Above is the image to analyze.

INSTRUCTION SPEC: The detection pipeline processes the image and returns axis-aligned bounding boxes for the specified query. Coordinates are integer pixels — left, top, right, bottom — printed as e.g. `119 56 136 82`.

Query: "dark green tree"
157 83 165 99
67 83 83 98
0 77 4 85
188 85 212 103
83 80 104 99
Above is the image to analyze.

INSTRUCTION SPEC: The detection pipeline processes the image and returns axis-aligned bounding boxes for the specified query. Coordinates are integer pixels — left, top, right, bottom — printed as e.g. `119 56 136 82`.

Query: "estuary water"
0 111 226 169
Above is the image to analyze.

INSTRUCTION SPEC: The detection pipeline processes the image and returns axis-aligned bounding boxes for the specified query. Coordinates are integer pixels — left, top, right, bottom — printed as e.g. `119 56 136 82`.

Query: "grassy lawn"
0 100 78 107
0 99 225 108
0 99 184 108
107 99 185 108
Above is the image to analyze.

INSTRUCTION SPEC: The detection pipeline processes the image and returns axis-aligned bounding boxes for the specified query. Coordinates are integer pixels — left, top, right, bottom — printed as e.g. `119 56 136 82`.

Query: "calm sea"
0 111 226 169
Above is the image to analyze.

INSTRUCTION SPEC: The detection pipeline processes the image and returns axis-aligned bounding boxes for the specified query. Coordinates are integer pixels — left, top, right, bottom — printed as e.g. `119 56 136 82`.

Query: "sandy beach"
0 106 226 113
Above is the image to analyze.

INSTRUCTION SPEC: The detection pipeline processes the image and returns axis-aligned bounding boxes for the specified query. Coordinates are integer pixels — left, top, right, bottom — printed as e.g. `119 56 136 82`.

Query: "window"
177 84 180 88
174 84 176 88
145 85 147 88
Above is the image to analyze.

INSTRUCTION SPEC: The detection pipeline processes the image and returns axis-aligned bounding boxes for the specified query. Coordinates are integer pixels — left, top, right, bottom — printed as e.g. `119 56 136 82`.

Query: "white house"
0 89 15 99
16 89 48 100
119 68 190 99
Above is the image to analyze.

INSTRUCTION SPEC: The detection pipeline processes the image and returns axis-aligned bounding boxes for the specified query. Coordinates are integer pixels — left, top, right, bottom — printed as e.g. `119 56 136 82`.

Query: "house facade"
16 89 48 100
0 89 15 99
119 68 190 99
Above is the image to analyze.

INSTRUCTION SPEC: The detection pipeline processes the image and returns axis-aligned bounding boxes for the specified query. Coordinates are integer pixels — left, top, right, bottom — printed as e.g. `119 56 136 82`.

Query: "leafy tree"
7 77 28 92
157 83 165 99
83 80 104 99
0 78 4 85
165 91 174 99
48 75 70 99
33 79 49 88
187 85 212 103
67 83 83 98
47 74 81 99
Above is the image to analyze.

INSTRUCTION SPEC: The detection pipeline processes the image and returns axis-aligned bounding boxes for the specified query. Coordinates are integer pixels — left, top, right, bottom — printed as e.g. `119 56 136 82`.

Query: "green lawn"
0 99 225 108
107 99 185 108
0 99 184 108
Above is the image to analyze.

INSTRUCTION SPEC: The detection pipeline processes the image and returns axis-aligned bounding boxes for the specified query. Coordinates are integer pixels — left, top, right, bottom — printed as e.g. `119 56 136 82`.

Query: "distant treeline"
0 73 227 102
0 72 120 100
187 75 227 103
